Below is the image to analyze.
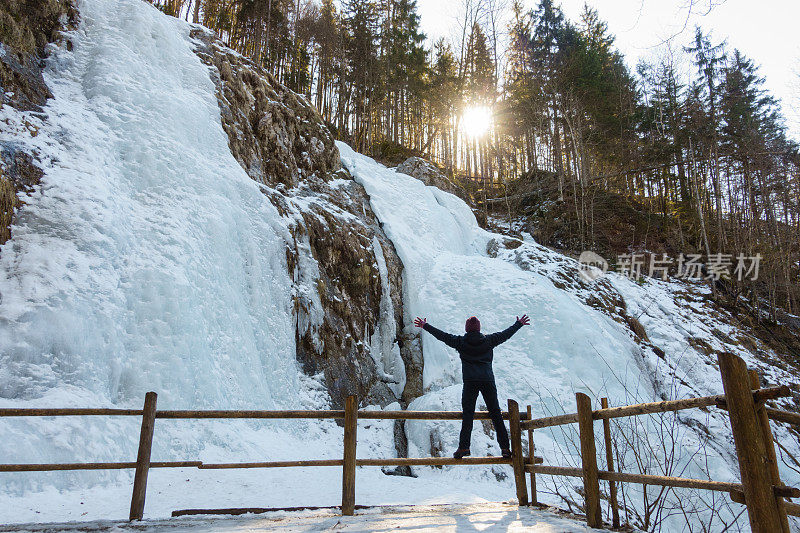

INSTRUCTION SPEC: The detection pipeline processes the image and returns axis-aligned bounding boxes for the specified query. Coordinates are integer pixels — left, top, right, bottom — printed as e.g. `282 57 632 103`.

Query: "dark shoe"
501 449 512 459
453 448 471 459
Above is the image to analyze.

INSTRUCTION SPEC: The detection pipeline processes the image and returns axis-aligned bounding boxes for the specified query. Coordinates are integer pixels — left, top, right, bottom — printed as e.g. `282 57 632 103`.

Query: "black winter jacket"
422 321 523 382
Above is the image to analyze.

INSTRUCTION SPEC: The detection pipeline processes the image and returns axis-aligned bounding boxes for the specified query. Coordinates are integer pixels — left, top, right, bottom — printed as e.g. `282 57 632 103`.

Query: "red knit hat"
465 316 481 333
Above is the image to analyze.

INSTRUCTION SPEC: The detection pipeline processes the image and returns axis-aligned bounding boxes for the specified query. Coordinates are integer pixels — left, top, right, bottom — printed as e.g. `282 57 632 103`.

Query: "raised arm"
414 317 460 349
485 315 530 348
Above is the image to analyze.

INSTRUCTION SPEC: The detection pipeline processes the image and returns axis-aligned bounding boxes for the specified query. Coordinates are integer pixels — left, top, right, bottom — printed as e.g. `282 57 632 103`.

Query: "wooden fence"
520 351 799 532
0 394 541 521
1 351 798 531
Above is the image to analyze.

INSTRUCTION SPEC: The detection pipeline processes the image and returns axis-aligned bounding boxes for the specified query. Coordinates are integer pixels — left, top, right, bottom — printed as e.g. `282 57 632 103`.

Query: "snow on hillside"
0 0 516 523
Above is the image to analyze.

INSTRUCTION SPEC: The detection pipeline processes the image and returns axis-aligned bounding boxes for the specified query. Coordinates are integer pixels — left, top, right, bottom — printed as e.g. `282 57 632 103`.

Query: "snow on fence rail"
1 351 798 531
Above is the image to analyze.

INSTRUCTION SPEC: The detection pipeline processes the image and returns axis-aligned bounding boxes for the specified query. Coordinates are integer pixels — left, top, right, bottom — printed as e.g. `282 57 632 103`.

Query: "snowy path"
0 503 609 532
0 464 515 525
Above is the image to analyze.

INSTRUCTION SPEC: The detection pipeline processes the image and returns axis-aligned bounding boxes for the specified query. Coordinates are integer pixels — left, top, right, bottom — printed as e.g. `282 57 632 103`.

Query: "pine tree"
342 0 380 151
311 0 342 122
384 0 427 146
427 39 459 167
685 27 727 248
464 23 495 105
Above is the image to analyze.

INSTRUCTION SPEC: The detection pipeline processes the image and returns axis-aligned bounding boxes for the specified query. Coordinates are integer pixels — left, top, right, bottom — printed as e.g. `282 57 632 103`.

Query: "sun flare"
461 106 493 138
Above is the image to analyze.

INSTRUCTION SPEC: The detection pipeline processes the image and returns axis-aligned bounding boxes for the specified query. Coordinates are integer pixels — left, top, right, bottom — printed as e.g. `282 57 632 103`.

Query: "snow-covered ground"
0 503 608 533
0 463 515 525
1 0 799 530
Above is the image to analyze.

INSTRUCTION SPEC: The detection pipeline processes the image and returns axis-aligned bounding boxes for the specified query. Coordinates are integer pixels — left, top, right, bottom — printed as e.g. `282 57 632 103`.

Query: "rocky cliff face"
0 1 420 417
396 157 466 199
0 0 76 245
189 28 421 410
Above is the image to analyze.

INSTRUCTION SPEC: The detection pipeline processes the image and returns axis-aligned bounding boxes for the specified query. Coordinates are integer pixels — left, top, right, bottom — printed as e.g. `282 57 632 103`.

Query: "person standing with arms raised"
414 314 530 459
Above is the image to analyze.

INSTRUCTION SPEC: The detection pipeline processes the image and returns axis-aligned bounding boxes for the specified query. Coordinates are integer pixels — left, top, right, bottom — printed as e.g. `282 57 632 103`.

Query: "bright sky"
416 0 800 141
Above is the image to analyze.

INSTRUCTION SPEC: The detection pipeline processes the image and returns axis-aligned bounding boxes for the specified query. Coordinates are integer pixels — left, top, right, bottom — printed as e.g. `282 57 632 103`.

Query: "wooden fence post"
341 395 358 516
576 392 601 528
600 398 620 528
749 370 790 533
129 392 157 521
527 405 537 505
508 399 528 506
718 352 783 533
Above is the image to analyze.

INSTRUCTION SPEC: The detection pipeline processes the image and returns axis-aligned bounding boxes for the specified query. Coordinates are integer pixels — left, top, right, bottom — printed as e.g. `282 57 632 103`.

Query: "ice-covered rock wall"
0 0 408 497
188 28 414 408
0 0 306 475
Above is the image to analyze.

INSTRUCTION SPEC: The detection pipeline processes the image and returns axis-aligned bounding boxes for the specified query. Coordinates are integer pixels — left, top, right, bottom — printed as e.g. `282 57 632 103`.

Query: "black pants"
459 380 509 451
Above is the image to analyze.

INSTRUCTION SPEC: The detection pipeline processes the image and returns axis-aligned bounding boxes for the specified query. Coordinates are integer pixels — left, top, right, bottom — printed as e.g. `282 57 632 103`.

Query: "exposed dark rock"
626 315 650 343
396 156 467 199
398 331 423 404
281 173 406 408
190 28 339 188
0 0 76 111
0 146 43 244
189 27 423 418
0 0 76 247
383 420 414 477
0 44 51 113
711 328 735 345
0 0 72 55
491 466 508 482
486 236 526 259
688 337 715 357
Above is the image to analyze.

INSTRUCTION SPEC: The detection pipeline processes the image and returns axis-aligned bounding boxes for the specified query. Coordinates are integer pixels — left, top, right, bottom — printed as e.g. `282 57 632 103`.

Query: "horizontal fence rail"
521 385 790 431
0 409 529 420
766 407 800 427
0 408 144 417
527 464 800 497
1 351 797 531
1 399 538 521
529 464 746 492
0 461 202 472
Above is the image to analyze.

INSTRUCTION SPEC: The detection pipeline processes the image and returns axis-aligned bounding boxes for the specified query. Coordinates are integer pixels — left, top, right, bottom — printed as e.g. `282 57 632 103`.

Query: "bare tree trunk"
690 140 715 297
